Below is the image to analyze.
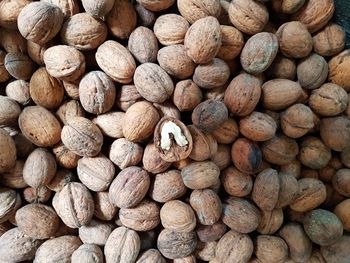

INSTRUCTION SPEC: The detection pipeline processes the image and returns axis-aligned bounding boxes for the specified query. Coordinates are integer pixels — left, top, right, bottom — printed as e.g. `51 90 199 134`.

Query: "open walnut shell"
154 116 193 162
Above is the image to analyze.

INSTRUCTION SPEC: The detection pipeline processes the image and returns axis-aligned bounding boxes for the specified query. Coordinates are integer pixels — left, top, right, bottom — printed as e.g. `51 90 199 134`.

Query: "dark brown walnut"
309 83 348 116
0 227 41 262
334 199 350 231
255 235 289 263
72 244 104 263
173 80 203 112
332 169 350 197
228 0 268 35
60 13 107 51
44 45 85 82
0 0 32 29
262 79 302 110
149 169 186 203
272 0 305 14
221 166 253 197
320 116 350 152
321 235 350 263
193 58 230 89
15 204 59 239
0 28 27 54
177 0 221 24
252 169 280 211
276 172 299 208
106 0 136 39
192 100 228 133
262 134 299 165
17 1 63 45
93 191 117 221
211 144 234 171
266 54 297 80
297 53 328 90
27 40 54 66
292 0 334 33
0 96 21 126
53 182 94 228
299 137 331 169
189 125 217 161
224 73 262 116
281 104 314 138
81 0 114 17
160 200 196 232
212 118 239 144
190 189 222 225
231 138 262 174
56 100 85 126
135 3 156 27
257 209 284 234
96 40 136 84
23 148 56 189
29 67 64 110
240 111 277 142
4 52 35 80
153 14 189 46
119 199 160 231
0 50 10 83
154 117 193 162
304 209 343 246
19 106 62 147
290 178 327 212
313 23 345 57
115 85 143 112
157 229 197 259
196 221 227 242
157 45 195 80
104 227 140 263
109 138 143 169
52 143 80 169
181 161 220 190
109 166 150 209
143 142 171 174
136 249 166 263
222 196 261 233
240 32 279 74
0 128 16 173
0 160 27 189
184 16 221 64
276 21 313 58
218 25 244 60
34 235 82 263
128 26 158 64
61 117 103 157
0 188 20 223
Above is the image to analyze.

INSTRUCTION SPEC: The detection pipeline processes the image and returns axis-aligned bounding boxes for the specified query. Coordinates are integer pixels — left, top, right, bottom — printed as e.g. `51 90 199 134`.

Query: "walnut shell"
255 235 288 263
4 52 35 80
0 0 32 29
266 54 297 80
195 240 216 261
196 221 227 243
5 80 30 105
47 169 75 193
52 182 94 228
109 138 143 169
56 100 85 126
92 112 124 139
218 25 244 60
334 199 350 231
221 166 252 197
328 50 350 91
177 0 221 24
108 166 150 209
72 244 104 263
313 23 345 57
52 143 80 169
60 13 107 50
299 136 331 169
27 40 54 66
0 160 27 189
276 172 299 208
42 0 79 18
272 0 306 14
212 118 239 144
257 209 284 234
78 219 113 246
115 86 142 112
0 50 10 83
0 188 20 223
143 142 171 174
281 104 314 138
231 138 262 174
188 125 217 161
135 3 156 27
136 249 166 263
81 0 114 17
320 116 350 152
173 79 203 112
23 185 52 204
137 0 174 11
332 169 350 197
17 2 63 45
0 28 27 54
321 235 350 263
184 16 221 64
0 128 16 173
93 191 117 221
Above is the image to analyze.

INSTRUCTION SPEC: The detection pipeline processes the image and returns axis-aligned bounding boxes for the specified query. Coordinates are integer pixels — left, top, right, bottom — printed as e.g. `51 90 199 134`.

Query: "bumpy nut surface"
0 188 19 223
217 25 244 60
93 191 117 221
78 219 113 246
276 172 299 208
231 138 262 174
4 52 35 80
266 54 297 80
0 128 16 173
81 0 114 17
221 166 253 197
321 235 350 263
0 0 32 29
255 235 289 263
71 244 104 263
328 49 350 91
136 249 166 263
143 142 171 174
272 0 306 14
109 138 143 169
137 0 175 11
281 104 314 138
298 136 331 169
313 23 345 57
320 116 350 152
42 0 80 18
177 0 221 24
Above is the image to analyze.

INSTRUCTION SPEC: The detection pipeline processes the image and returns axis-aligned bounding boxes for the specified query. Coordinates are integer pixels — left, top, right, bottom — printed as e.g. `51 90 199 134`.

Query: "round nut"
231 138 262 174
172 80 203 112
109 138 143 169
93 191 117 221
321 235 350 263
332 169 350 197
313 23 345 57
255 235 288 263
257 209 284 235
0 0 32 29
4 52 35 80
266 54 297 80
0 128 16 173
5 80 30 105
221 166 253 197
328 50 350 91
72 244 104 263
320 116 350 152
271 0 306 14
212 118 239 144
334 199 350 231
298 137 331 169
56 100 85 125
262 135 299 165
79 219 113 246
217 25 244 60
81 0 114 17
281 104 314 138
276 172 299 208
143 142 171 174
177 0 221 24
93 111 124 138
188 125 217 161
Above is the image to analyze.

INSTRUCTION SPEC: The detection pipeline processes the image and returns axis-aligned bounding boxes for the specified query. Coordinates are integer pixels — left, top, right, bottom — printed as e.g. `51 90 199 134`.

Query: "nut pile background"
0 0 350 262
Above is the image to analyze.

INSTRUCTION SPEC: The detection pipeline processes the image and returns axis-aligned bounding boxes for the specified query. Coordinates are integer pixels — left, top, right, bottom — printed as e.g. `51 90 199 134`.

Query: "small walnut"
0 128 16 173
81 0 114 17
332 169 350 197
298 136 331 169
0 50 10 83
196 221 227 243
276 172 299 208
328 50 350 91
72 244 104 263
320 116 350 152
334 199 350 231
93 191 117 221
218 25 244 60
27 40 54 66
255 235 288 263
177 0 221 24
23 185 52 204
47 169 75 193
272 0 306 14
143 142 171 174
195 240 217 261
153 101 181 120
257 209 284 234
221 166 253 197
266 54 297 80
78 219 113 246
56 100 85 126
0 28 27 54
231 138 262 174
0 0 32 29
136 249 166 263
321 235 350 263
6 80 30 105
109 138 143 169
115 85 143 111
281 104 314 138
313 23 345 57
42 0 79 18
4 52 35 80
52 143 80 169
137 0 174 11
188 125 217 161
0 160 27 189
173 80 203 112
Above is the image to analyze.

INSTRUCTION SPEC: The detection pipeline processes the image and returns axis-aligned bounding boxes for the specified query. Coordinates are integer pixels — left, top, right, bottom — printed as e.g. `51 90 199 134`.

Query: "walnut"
177 0 221 24
257 209 284 235
137 0 174 11
71 244 104 263
81 0 114 17
281 104 314 138
93 191 117 221
255 235 288 263
173 80 203 112
4 52 35 80
143 142 171 174
78 219 113 246
231 138 262 174
109 138 143 169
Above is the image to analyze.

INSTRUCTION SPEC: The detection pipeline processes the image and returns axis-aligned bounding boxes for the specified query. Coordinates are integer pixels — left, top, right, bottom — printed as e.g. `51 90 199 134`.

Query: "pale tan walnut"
177 0 221 24
328 49 350 91
61 117 103 157
240 32 279 74
221 166 253 197
157 229 197 259
128 26 158 64
321 235 350 263
0 128 16 174
93 191 117 221
228 0 269 35
96 40 136 84
217 25 244 60
0 160 27 189
137 0 174 11
188 125 217 161
5 80 30 105
60 13 107 51
0 28 27 54
276 172 299 208
27 40 54 66
149 169 187 203
0 0 32 29
46 169 75 193
255 235 288 263
17 2 64 45
0 188 20 223
109 166 150 209
23 148 56 189
63 79 80 99
173 255 197 263
78 219 113 246
19 106 62 147
313 23 345 57
104 226 141 263
34 235 82 263
53 182 94 228
44 45 85 82
143 142 171 174
92 112 124 139
185 16 221 64
72 244 104 263
215 230 253 263
181 161 220 190
79 71 116 115
52 143 80 169
0 50 10 83
56 100 85 126
157 45 195 80
272 0 305 14
109 138 143 169
136 249 166 263
115 84 143 111
106 0 137 39
119 199 160 231
266 54 297 80
81 0 114 17
42 0 79 18
0 227 41 262
153 14 189 46
257 209 284 235
292 0 334 33
122 101 160 142
77 154 115 192
4 52 35 80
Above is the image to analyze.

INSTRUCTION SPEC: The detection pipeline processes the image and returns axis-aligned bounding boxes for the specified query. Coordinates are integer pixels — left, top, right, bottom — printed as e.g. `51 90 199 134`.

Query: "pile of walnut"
1 0 350 262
